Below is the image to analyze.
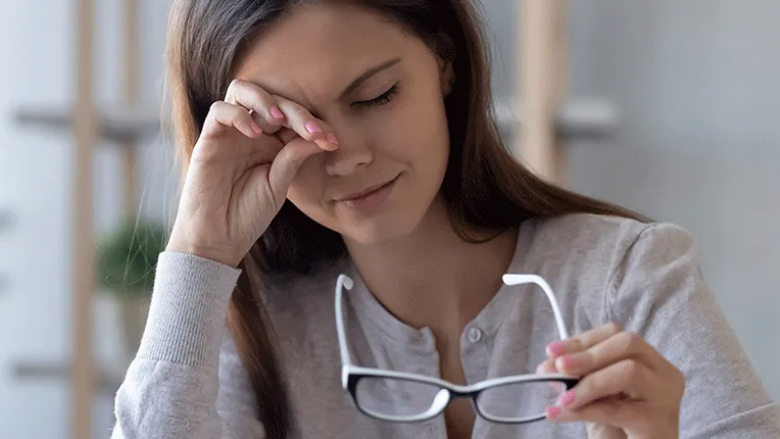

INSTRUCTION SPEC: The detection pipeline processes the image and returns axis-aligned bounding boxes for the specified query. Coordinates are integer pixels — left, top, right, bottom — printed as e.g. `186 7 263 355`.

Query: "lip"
335 175 400 212
336 176 398 202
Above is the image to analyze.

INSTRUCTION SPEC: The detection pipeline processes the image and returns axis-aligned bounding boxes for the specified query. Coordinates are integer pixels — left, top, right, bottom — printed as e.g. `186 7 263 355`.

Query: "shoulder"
518 213 701 329
524 213 697 276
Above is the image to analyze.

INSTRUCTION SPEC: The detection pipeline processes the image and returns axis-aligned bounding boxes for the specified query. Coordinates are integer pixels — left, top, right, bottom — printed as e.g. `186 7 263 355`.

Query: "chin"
339 212 423 247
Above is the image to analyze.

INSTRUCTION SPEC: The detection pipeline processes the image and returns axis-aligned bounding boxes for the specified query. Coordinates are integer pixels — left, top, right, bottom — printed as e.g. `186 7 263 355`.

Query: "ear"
438 58 455 97
435 30 456 97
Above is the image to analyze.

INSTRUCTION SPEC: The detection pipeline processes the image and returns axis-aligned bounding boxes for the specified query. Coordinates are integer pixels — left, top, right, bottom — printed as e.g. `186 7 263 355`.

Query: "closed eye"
354 84 400 109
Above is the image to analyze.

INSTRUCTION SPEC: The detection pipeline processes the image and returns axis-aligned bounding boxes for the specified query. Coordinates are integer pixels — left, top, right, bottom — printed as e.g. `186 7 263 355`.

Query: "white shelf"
14 99 617 142
494 97 619 140
14 105 163 142
12 360 125 393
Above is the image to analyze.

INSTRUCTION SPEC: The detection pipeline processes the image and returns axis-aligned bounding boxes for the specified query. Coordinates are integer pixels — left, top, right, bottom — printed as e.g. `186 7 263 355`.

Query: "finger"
546 322 622 359
555 359 656 412
224 79 288 133
536 359 570 393
547 396 638 427
554 331 663 376
273 95 340 151
536 359 557 375
266 137 326 199
202 101 262 140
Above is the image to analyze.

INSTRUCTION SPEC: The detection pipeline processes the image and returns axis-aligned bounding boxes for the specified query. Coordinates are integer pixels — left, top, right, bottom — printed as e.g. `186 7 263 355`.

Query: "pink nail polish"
559 390 575 407
270 106 285 120
251 122 263 135
547 341 566 358
546 406 561 418
326 133 340 145
305 122 322 133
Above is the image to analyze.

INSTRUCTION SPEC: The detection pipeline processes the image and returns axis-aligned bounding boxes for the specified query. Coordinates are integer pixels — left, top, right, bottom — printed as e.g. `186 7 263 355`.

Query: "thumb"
586 422 626 439
267 137 330 201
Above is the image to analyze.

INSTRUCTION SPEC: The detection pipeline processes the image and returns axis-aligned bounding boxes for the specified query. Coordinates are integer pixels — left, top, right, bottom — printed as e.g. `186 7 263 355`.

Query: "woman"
112 0 780 438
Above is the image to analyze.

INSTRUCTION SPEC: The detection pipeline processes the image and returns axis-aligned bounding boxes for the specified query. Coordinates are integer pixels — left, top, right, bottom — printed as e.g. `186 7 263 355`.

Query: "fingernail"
326 132 340 145
270 106 285 120
556 354 576 370
546 406 562 418
305 122 322 134
547 341 566 358
559 390 575 407
251 122 263 135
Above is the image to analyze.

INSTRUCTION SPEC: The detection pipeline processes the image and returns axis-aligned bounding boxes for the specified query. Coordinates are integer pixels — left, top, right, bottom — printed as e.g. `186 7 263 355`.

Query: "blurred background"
0 0 778 438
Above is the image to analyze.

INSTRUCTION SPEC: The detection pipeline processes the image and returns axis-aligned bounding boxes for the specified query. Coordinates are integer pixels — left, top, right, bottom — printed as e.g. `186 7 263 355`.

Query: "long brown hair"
165 0 646 437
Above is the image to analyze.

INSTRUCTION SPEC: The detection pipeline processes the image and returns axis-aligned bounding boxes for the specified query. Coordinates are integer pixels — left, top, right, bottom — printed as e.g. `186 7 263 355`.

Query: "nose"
325 124 373 177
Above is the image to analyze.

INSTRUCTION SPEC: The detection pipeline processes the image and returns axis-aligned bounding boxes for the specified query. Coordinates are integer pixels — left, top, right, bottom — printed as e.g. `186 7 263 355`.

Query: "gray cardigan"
111 214 780 438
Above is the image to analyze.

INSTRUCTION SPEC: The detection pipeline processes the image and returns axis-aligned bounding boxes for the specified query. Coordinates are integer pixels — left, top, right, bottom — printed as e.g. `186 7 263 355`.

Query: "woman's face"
233 3 452 246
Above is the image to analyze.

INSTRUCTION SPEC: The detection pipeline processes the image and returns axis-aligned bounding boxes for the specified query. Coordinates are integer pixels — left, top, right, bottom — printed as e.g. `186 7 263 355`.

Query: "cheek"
379 94 449 167
400 99 450 176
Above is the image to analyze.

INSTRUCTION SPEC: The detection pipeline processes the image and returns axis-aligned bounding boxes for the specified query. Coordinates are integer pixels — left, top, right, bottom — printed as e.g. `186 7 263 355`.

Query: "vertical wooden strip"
122 140 139 218
122 0 140 218
517 0 569 185
554 0 570 186
72 0 96 436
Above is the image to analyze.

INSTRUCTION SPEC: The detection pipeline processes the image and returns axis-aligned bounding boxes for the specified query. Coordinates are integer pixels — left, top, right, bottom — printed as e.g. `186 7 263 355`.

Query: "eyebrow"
339 57 402 98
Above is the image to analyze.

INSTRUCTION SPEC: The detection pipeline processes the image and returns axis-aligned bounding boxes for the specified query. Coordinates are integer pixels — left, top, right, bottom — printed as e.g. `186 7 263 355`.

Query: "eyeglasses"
334 273 580 424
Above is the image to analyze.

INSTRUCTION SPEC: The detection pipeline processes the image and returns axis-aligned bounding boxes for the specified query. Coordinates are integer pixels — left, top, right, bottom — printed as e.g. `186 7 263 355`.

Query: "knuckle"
606 321 623 334
536 360 553 374
627 332 646 350
275 147 295 168
288 105 308 122
228 78 245 90
566 338 584 352
616 331 642 351
209 100 226 113
247 89 266 106
228 79 267 106
579 351 596 369
281 100 310 120
620 359 641 381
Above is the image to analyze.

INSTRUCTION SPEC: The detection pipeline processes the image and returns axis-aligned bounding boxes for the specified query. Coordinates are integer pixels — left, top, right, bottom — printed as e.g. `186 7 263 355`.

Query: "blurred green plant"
97 220 168 297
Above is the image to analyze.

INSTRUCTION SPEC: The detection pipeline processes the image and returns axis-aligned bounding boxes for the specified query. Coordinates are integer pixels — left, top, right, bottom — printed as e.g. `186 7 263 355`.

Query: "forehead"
233 3 430 103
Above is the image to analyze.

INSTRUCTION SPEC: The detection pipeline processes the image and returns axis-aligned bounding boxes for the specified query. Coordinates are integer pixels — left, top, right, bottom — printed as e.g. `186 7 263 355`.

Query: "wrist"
166 234 243 268
627 420 679 439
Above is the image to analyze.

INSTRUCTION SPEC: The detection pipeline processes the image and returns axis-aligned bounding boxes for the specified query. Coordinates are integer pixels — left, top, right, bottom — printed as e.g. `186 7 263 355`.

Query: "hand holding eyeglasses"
537 322 685 439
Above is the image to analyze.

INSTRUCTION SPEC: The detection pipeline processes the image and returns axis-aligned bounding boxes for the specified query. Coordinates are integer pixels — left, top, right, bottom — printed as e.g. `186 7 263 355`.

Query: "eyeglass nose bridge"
432 386 487 416
429 387 536 423
433 386 550 425
446 387 481 401
422 387 482 417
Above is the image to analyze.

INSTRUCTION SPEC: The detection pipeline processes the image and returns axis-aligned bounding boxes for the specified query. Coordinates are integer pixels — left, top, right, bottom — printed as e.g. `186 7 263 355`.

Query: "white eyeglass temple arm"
501 274 570 340
335 274 354 371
